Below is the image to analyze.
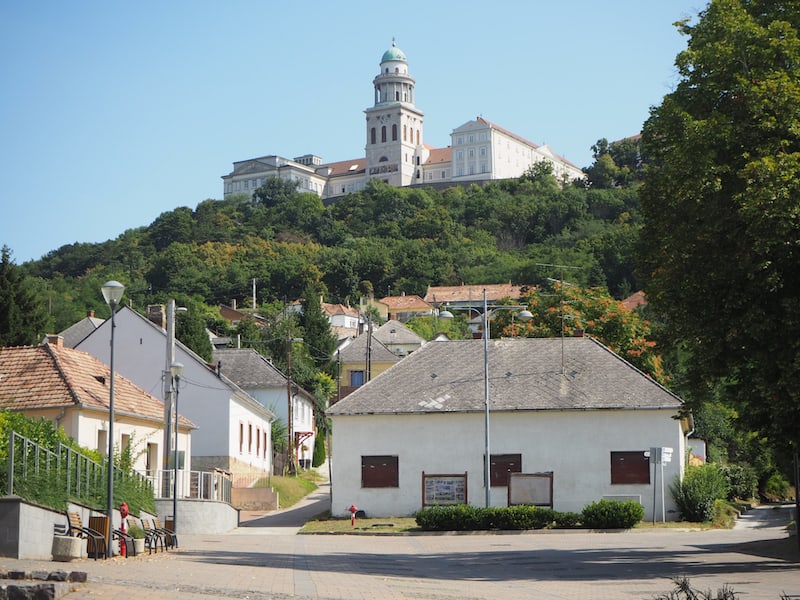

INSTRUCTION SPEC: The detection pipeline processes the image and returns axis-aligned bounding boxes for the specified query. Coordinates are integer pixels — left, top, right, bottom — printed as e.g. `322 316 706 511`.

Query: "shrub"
711 499 739 529
763 472 791 501
720 464 757 500
415 505 484 531
581 499 644 529
553 511 582 528
671 464 728 522
415 505 559 531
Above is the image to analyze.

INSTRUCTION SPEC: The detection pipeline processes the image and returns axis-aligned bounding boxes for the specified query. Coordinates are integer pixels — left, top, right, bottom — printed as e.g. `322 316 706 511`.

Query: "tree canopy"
0 246 51 346
639 0 800 452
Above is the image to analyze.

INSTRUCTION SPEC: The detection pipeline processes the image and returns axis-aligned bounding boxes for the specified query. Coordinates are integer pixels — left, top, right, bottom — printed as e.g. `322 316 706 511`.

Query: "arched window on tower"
371 128 376 145
416 129 420 145
403 125 407 142
395 90 400 101
392 124 397 141
381 126 387 143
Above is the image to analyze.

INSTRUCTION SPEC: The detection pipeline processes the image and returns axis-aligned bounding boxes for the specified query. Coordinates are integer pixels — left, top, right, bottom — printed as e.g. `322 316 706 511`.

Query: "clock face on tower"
378 114 390 123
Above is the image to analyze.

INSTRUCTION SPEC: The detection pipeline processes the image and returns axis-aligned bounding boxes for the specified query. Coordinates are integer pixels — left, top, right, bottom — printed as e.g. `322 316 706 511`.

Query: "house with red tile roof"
321 302 361 340
0 336 194 476
424 283 533 308
379 294 434 322
622 290 648 311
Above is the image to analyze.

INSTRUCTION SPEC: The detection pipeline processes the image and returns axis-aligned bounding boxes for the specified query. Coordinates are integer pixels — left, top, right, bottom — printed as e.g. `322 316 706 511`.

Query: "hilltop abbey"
222 41 584 200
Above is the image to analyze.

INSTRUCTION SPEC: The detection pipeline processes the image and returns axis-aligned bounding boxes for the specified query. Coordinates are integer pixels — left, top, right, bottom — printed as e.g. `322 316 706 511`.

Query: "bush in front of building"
671 463 729 522
580 499 645 529
415 500 644 531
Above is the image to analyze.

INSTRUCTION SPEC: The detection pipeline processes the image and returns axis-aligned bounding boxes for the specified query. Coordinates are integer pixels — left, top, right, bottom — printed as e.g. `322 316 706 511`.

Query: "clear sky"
0 1 704 264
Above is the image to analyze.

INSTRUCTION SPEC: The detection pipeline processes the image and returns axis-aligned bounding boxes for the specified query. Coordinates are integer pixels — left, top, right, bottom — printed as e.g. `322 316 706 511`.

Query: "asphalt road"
2 486 797 600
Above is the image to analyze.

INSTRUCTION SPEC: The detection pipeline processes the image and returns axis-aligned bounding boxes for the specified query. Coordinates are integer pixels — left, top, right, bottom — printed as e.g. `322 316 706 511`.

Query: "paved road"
2 492 797 600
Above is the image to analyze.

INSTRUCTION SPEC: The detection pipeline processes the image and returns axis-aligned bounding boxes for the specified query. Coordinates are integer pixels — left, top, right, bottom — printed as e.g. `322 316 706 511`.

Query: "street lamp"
440 290 531 507
101 280 124 558
170 361 184 533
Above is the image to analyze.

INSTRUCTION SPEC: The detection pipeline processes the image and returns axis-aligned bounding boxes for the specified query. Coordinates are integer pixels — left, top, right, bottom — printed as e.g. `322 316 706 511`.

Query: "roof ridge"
44 343 81 407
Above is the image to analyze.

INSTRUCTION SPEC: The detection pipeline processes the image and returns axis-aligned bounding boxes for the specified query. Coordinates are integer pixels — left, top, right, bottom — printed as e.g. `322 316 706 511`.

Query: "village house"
212 348 317 470
327 336 689 521
0 336 193 476
75 306 274 487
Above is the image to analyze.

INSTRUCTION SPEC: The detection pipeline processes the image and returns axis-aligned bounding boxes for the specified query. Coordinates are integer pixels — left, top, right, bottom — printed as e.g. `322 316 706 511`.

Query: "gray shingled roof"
337 334 400 364
212 348 287 388
328 337 682 416
373 320 426 345
57 316 104 348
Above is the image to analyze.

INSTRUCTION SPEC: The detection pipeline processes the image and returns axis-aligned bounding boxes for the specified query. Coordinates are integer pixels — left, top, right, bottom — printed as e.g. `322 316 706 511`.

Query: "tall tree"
300 284 337 378
0 246 51 346
639 1 800 451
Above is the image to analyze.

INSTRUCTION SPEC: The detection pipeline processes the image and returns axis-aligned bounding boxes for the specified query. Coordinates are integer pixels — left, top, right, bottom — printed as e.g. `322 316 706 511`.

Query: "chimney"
87 309 95 318
232 298 237 310
573 329 585 338
46 335 64 347
148 304 166 329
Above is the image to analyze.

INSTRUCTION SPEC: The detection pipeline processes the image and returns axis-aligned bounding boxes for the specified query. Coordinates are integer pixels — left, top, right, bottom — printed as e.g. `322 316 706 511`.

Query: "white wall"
77 309 272 473
330 409 685 520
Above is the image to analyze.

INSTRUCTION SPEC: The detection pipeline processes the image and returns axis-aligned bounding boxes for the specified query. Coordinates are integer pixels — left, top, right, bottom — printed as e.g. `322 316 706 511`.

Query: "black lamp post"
101 280 124 558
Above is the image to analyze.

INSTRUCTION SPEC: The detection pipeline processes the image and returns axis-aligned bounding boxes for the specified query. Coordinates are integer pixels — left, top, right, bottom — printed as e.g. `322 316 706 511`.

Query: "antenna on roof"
536 263 584 375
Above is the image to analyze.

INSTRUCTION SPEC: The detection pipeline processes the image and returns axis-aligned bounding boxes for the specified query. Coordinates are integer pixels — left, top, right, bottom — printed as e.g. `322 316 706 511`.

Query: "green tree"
514 283 664 382
300 284 337 377
175 300 213 362
639 0 800 452
0 246 51 346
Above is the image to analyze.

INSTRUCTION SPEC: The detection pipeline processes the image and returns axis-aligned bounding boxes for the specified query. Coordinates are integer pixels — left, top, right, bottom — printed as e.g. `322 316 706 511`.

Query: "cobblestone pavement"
2 489 797 600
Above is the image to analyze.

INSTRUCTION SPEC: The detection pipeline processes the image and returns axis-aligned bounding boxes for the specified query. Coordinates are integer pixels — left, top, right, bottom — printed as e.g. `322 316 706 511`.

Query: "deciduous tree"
639 0 800 450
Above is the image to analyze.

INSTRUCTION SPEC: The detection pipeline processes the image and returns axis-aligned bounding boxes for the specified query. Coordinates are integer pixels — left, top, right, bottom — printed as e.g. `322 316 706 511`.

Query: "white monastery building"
222 42 584 200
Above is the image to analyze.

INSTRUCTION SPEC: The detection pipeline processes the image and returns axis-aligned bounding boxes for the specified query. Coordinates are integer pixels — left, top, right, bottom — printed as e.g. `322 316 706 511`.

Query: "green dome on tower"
381 40 407 63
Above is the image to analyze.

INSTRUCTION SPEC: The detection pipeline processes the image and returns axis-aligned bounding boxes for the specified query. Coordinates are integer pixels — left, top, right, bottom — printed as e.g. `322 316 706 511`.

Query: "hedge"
415 500 644 531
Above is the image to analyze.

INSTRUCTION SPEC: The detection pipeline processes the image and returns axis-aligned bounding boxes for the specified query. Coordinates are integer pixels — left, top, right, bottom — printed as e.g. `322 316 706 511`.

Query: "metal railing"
5 431 136 509
6 432 232 508
139 469 232 504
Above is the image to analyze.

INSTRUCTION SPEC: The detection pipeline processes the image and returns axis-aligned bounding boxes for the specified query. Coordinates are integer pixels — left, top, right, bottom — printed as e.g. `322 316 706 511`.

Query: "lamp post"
440 290 532 507
170 361 184 532
101 280 124 558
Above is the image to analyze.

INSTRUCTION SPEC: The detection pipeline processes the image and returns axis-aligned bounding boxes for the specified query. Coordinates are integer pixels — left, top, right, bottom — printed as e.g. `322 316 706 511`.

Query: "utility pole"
163 300 177 488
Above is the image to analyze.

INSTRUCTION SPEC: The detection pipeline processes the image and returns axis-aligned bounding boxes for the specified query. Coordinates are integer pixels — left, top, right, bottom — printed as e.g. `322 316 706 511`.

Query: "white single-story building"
327 336 689 521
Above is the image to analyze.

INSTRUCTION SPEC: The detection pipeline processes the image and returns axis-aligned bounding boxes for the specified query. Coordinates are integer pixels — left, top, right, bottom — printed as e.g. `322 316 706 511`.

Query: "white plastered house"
0 336 194 476
327 337 689 521
212 348 317 469
76 306 274 486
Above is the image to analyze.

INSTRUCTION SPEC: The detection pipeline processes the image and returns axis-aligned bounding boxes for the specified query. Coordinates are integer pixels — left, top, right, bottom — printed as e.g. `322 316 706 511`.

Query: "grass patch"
254 470 320 508
300 513 419 534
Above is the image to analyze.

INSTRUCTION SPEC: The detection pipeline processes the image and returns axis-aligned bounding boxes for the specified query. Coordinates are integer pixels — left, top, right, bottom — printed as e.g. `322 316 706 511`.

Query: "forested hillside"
22 166 641 334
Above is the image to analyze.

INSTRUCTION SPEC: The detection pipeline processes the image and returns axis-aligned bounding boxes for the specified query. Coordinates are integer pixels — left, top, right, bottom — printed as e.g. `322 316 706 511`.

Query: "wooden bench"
66 511 106 560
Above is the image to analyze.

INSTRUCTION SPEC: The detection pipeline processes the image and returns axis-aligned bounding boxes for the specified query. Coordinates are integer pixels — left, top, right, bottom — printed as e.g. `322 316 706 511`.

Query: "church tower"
365 41 425 187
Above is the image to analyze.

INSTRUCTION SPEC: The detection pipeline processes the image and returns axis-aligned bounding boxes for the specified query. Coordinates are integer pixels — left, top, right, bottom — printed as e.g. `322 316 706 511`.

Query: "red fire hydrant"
119 502 129 557
348 504 358 527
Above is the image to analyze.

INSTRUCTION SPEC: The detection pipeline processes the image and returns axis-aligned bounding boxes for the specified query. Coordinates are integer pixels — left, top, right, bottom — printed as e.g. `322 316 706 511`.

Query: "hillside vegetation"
25 171 640 335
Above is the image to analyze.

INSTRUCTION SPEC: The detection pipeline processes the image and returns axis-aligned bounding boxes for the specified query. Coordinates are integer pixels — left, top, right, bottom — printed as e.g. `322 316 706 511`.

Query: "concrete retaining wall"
154 498 239 534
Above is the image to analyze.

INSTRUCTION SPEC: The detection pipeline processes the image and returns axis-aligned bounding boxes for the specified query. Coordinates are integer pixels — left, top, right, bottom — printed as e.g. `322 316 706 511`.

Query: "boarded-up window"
361 455 398 488
490 453 522 487
610 451 650 484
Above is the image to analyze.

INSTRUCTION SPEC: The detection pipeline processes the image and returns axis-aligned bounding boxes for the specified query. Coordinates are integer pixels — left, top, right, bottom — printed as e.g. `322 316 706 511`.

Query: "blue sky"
0 1 704 264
